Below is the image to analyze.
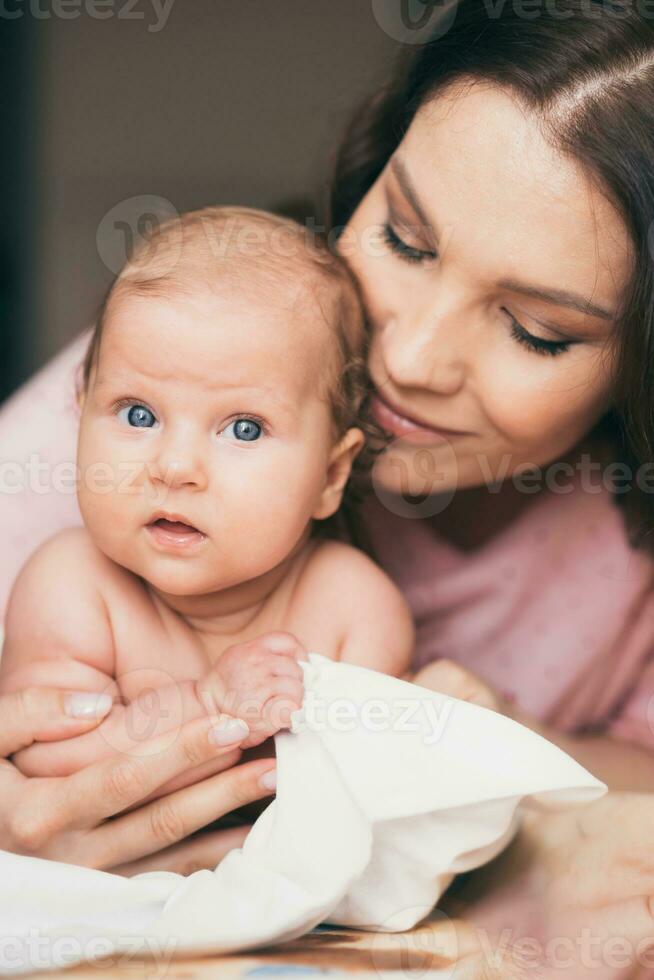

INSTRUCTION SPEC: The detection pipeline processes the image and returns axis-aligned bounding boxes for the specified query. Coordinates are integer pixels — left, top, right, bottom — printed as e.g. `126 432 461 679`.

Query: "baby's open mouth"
150 518 200 534
146 517 207 549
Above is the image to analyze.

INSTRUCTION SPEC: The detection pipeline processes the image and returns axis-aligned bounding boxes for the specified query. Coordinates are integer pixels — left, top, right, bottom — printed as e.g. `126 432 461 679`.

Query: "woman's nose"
149 428 208 491
379 301 467 396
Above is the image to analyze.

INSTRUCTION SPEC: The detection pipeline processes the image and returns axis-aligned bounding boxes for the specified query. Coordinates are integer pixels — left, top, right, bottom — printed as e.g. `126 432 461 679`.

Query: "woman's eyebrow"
389 154 616 322
389 155 440 241
497 279 615 321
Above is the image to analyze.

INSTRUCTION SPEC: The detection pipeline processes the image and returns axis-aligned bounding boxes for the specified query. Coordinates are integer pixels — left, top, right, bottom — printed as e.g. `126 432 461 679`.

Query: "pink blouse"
361 484 654 749
2 332 654 749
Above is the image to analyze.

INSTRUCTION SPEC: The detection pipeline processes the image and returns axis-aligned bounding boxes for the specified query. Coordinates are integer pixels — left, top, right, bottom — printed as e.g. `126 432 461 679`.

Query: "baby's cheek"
78 443 142 569
78 431 117 507
221 485 316 576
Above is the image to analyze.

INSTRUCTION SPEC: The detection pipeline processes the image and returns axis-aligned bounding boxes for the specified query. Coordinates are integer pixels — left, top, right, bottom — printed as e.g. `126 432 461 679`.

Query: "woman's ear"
312 427 365 521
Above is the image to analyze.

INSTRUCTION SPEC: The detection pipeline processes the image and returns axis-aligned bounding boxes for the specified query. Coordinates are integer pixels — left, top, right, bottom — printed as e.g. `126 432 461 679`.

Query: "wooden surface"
26 914 460 979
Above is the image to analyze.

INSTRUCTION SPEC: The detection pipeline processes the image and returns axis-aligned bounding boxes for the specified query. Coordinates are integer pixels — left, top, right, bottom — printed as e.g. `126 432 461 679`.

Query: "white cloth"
0 654 605 975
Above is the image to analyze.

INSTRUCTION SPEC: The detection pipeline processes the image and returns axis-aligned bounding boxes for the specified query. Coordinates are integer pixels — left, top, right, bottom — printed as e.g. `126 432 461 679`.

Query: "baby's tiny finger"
271 657 304 680
270 677 304 704
262 632 307 661
263 695 301 730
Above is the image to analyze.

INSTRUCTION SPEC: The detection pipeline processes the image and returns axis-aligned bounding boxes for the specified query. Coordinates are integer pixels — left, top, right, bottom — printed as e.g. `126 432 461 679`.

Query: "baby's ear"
75 385 87 411
73 361 88 412
312 427 365 521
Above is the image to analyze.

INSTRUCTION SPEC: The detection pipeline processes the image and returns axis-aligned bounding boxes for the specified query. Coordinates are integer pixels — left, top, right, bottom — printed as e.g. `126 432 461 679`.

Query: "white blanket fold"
0 654 605 974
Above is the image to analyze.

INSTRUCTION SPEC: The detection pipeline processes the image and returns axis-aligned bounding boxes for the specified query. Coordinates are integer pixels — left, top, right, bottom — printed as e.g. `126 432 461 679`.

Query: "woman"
330 0 654 790
2 0 654 972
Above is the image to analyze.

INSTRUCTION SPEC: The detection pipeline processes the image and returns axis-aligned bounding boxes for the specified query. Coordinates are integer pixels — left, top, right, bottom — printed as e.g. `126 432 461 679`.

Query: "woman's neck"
427 435 610 551
425 479 541 552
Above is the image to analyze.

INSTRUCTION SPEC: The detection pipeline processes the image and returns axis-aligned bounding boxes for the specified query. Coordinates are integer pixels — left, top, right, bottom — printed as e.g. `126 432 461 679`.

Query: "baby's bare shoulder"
291 539 415 672
3 528 121 675
10 527 118 596
301 538 400 597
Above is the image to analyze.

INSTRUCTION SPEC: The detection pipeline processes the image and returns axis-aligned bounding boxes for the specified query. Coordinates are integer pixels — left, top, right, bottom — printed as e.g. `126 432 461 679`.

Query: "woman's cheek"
481 357 610 465
345 214 397 323
361 250 406 324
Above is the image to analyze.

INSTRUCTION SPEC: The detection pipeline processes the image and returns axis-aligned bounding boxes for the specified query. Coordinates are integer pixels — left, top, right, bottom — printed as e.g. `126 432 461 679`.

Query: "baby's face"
77 287 337 596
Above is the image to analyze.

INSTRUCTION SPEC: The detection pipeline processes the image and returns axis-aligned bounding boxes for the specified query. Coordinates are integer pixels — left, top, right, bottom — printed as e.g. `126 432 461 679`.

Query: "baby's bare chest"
103 567 341 702
104 584 208 700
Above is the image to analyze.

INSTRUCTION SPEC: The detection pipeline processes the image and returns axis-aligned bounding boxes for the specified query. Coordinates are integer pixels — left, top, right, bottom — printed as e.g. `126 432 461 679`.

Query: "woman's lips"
146 518 207 551
370 388 470 443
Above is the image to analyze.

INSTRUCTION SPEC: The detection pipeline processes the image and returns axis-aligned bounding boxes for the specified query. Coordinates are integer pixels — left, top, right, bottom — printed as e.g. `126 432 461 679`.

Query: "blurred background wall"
1 1 401 404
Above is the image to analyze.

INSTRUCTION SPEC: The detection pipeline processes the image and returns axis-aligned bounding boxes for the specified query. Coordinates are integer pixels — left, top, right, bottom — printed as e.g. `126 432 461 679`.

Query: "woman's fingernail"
258 768 277 792
65 692 113 718
209 718 249 746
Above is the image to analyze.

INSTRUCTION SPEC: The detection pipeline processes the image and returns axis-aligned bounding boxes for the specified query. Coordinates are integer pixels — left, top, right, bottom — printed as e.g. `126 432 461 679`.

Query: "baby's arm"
1 531 219 781
298 541 415 676
0 529 124 775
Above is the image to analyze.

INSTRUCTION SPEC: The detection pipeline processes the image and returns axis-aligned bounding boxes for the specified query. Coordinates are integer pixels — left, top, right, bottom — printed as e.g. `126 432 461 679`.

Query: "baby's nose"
150 434 208 490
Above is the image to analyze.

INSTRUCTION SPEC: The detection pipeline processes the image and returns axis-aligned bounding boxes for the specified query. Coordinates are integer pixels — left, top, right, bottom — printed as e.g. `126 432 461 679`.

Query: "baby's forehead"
99 281 337 399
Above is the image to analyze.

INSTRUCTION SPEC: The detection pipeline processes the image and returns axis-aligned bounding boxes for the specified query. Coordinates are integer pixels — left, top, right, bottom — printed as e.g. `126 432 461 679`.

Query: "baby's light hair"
81 205 380 499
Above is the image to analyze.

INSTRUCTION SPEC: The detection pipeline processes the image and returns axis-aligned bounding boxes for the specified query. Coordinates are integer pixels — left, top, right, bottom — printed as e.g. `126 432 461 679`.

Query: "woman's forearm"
552 731 654 791
517 709 654 791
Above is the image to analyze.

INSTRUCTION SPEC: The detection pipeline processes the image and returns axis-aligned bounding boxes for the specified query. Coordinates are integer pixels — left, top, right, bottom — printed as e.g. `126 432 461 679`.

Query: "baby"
0 206 413 792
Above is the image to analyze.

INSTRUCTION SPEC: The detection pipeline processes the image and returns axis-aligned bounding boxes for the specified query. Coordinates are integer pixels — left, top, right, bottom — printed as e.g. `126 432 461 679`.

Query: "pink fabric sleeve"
0 331 89 621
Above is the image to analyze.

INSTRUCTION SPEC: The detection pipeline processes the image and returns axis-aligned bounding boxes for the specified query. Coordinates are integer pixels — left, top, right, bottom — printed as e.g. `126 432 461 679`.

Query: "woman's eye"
506 312 573 357
118 403 157 428
381 222 437 264
223 418 263 442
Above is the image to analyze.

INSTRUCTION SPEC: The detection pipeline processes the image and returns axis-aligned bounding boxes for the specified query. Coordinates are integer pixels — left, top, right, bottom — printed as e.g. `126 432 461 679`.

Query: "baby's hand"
196 632 307 747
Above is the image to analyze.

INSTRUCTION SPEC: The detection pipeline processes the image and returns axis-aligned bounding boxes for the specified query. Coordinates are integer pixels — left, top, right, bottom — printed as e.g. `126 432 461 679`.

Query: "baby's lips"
146 513 206 535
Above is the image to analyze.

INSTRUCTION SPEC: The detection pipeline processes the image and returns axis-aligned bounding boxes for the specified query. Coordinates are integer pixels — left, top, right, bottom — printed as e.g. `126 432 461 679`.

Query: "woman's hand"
0 686 276 874
440 793 654 978
411 658 517 717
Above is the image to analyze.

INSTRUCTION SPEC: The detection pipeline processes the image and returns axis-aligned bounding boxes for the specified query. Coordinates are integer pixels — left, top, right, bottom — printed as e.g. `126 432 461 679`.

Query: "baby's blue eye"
119 404 157 428
224 418 262 442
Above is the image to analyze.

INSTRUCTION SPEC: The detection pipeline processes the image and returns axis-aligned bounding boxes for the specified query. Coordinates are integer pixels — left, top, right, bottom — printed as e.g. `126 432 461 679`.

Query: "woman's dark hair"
326 0 654 551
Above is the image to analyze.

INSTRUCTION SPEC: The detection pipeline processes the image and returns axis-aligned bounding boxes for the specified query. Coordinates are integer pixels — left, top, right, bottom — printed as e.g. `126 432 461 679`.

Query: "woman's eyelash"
506 312 572 357
381 220 574 357
381 223 437 264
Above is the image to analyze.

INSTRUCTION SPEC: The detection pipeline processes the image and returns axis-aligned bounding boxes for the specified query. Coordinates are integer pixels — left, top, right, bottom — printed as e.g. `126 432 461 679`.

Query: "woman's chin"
371 450 459 498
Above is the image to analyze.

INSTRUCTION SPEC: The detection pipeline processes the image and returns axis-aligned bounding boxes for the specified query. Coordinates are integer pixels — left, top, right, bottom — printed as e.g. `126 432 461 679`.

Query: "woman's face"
343 81 633 498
